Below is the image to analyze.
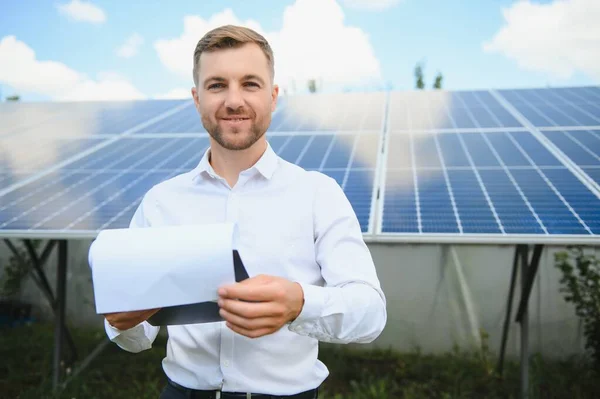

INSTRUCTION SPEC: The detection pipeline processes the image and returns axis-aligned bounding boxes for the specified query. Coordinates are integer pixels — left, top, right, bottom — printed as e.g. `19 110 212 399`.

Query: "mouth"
220 117 251 122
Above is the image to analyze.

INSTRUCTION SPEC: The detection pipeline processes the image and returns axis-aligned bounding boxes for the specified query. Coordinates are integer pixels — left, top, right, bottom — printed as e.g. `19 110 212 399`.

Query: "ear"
271 84 279 112
191 86 201 110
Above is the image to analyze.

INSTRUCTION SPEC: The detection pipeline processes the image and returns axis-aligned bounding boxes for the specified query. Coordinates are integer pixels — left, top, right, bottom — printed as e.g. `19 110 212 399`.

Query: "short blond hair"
193 25 275 87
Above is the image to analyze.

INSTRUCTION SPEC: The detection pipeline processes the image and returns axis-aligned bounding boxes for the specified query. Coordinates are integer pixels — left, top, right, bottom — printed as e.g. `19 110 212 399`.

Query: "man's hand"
217 274 304 338
104 308 161 331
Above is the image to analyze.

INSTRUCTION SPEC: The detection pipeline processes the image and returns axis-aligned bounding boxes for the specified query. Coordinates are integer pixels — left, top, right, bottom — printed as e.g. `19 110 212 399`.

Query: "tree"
433 72 443 89
6 95 20 102
414 63 425 90
308 79 317 93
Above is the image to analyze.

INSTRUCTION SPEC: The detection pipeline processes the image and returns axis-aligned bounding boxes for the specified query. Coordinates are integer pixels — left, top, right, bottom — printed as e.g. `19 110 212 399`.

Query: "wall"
1 238 596 359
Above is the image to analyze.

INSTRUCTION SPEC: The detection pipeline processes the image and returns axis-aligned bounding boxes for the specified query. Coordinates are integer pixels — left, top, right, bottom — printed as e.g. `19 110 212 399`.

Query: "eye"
208 83 225 90
244 82 260 88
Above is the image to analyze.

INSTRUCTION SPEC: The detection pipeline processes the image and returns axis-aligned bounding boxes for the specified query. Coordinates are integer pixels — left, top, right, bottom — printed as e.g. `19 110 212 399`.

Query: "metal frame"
2 238 108 391
1 229 599 245
496 244 544 399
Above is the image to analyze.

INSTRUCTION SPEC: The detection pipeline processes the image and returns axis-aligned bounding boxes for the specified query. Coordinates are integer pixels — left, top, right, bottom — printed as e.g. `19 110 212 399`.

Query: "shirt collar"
192 140 278 182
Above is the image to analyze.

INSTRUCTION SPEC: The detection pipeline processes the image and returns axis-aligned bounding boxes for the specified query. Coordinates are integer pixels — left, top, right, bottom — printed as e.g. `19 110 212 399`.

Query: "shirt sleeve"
288 174 387 344
103 191 162 353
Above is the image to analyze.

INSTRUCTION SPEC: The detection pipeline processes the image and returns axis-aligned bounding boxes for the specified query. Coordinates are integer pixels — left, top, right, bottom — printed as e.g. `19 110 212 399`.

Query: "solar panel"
1 86 599 243
269 92 385 132
0 136 108 177
0 137 209 232
498 87 600 128
1 100 187 139
268 132 380 233
541 130 600 184
379 130 600 236
134 102 204 134
389 90 523 131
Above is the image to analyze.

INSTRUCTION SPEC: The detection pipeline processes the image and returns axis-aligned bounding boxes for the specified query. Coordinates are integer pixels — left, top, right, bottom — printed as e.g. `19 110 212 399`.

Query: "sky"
0 0 599 102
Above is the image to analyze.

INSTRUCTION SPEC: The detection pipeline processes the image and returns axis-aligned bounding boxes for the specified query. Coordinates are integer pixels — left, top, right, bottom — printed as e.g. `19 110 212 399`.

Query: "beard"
202 110 270 151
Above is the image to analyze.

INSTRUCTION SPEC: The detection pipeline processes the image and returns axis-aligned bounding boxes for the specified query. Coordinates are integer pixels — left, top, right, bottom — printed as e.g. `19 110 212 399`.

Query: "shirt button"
223 360 230 367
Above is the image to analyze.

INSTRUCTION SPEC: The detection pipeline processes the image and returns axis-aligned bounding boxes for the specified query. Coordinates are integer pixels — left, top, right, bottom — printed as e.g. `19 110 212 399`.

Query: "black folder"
147 250 249 326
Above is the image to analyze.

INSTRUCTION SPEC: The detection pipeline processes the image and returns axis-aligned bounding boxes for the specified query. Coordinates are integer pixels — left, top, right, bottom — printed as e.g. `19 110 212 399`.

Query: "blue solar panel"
134 102 204 134
389 90 522 130
0 136 109 186
0 102 66 138
583 168 600 186
1 100 186 138
498 87 600 128
132 93 385 134
1 87 599 242
267 93 385 132
269 133 380 233
0 138 208 231
381 130 600 236
542 130 600 166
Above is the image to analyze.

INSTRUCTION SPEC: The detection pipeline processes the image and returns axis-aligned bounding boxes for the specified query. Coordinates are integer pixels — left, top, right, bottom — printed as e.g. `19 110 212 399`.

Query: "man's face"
192 43 278 151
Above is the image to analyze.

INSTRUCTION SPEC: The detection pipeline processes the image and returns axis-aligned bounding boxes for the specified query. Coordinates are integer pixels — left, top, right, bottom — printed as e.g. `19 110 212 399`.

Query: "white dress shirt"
104 140 387 395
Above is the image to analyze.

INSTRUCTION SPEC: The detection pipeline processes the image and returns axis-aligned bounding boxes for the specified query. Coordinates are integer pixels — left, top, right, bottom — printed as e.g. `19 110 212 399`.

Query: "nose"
224 85 244 111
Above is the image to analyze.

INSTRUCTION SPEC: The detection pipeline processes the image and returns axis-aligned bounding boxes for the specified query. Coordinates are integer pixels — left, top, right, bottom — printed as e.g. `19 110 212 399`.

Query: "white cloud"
154 9 263 79
56 0 106 24
154 0 382 93
341 0 401 11
484 0 600 80
153 88 191 100
0 36 144 101
117 33 144 58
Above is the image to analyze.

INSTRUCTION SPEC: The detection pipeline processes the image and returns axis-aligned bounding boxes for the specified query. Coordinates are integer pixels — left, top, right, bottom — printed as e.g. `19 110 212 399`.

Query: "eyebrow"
203 74 266 86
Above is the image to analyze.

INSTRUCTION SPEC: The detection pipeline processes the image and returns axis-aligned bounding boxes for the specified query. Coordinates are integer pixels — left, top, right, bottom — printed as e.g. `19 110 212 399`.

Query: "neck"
209 139 267 188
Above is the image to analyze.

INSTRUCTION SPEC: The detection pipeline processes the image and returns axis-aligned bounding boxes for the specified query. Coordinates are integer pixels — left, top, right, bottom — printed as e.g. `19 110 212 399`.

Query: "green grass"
1 323 599 399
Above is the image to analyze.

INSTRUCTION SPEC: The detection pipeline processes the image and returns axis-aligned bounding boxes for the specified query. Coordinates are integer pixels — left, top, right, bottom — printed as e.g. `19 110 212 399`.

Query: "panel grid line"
0 138 147 215
294 135 316 165
589 130 600 141
464 91 549 234
580 87 600 101
318 135 337 171
432 133 463 233
0 138 161 228
31 138 188 229
455 132 505 234
530 89 600 126
98 156 202 230
0 101 193 198
561 131 600 163
341 135 360 190
409 133 422 233
504 132 593 234
405 100 422 233
539 126 600 132
491 90 600 198
445 96 504 233
482 132 548 234
559 88 600 119
273 134 295 155
65 140 202 230
426 99 462 233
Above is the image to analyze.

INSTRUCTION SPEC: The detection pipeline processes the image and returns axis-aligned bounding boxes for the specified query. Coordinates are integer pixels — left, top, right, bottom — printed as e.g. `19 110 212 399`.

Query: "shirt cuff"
288 283 325 333
104 317 124 340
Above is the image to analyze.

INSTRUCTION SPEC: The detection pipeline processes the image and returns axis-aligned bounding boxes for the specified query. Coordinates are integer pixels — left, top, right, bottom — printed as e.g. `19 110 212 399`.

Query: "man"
104 25 386 399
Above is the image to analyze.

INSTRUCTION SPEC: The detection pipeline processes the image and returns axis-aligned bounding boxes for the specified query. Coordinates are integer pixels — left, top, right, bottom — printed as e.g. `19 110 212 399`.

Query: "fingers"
218 298 284 319
219 278 286 302
105 308 161 330
219 308 277 331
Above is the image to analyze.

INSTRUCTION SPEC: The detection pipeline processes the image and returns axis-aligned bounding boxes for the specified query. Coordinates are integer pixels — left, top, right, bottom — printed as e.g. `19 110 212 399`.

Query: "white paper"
89 223 236 314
